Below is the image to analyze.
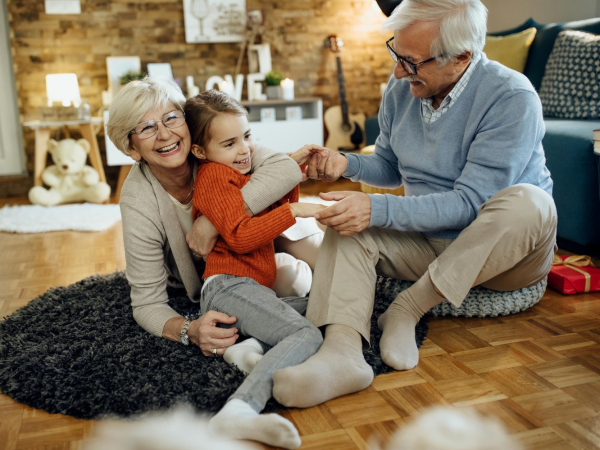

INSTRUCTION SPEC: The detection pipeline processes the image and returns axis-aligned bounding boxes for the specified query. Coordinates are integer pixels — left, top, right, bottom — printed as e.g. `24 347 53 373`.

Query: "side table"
23 118 106 187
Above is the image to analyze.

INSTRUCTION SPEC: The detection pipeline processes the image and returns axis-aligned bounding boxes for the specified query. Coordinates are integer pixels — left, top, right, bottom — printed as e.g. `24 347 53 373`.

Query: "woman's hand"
187 215 219 260
289 202 327 218
187 311 239 357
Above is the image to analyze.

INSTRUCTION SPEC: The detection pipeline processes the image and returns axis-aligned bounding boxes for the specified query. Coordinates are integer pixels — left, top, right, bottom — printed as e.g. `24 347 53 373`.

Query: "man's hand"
289 202 327 218
289 144 329 181
306 147 348 182
314 191 371 236
187 215 219 260
187 311 239 357
289 144 327 165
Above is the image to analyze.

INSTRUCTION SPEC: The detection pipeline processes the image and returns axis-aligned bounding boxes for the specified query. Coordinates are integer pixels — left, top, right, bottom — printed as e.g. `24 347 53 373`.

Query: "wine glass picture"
183 0 244 43
190 0 210 39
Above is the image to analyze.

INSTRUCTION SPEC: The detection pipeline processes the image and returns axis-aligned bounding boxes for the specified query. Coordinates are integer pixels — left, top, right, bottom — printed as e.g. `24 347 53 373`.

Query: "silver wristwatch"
180 319 192 345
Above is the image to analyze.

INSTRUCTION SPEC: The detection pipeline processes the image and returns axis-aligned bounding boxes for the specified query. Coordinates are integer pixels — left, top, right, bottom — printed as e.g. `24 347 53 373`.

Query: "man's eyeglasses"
386 37 440 75
129 110 186 140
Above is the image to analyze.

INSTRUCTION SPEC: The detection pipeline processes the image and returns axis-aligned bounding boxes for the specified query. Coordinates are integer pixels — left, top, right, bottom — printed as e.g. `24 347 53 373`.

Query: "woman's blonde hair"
106 76 186 156
184 90 247 149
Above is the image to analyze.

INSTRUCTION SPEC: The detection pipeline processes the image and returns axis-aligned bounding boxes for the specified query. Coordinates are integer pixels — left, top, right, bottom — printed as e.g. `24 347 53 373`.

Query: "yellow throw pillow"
484 27 537 73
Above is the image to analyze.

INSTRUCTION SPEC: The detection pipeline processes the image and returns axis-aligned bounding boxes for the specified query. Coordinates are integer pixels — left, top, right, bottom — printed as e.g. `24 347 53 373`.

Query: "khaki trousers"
306 184 558 343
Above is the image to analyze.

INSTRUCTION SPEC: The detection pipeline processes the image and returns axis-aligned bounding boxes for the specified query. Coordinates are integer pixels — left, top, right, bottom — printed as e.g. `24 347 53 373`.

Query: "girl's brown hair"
184 90 248 148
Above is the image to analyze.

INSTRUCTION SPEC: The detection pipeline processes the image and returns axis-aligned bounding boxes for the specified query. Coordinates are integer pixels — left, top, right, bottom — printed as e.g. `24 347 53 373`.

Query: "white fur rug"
0 203 122 233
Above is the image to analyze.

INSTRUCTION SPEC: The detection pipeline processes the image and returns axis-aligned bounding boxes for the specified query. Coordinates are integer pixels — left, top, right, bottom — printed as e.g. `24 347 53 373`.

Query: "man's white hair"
382 0 488 65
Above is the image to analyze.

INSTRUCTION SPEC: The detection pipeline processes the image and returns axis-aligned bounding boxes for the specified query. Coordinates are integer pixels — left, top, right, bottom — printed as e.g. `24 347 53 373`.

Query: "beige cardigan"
120 147 303 337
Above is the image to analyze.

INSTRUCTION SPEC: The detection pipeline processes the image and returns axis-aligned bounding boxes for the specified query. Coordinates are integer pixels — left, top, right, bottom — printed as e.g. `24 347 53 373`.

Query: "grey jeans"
200 274 323 412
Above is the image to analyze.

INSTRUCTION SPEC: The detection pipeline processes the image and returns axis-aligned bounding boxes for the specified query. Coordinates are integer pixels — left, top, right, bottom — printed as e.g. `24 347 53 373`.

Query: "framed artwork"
106 56 141 102
103 110 135 167
147 63 174 79
260 107 276 123
45 0 81 14
285 106 303 121
183 0 246 44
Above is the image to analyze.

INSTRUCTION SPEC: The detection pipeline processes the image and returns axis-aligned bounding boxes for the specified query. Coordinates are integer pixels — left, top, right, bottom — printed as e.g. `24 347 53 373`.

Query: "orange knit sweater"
192 162 298 288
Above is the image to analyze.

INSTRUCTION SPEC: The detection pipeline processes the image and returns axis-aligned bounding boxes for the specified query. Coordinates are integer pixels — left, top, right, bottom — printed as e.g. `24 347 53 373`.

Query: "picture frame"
183 0 246 44
147 63 174 79
260 107 276 123
285 106 303 121
103 110 135 167
106 56 141 102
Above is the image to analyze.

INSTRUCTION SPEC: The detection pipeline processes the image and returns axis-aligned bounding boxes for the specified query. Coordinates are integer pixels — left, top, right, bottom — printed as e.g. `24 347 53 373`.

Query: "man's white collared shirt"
421 52 482 124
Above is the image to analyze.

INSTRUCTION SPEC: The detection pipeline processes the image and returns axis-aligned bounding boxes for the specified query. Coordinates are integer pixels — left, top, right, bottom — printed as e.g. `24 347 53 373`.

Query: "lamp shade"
46 73 81 107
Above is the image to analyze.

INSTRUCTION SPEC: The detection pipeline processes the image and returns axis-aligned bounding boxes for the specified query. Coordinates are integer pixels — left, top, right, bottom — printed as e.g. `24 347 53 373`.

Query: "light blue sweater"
344 54 553 239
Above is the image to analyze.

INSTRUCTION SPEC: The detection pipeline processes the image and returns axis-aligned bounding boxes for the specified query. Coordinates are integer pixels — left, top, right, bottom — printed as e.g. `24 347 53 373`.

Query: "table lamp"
41 73 90 121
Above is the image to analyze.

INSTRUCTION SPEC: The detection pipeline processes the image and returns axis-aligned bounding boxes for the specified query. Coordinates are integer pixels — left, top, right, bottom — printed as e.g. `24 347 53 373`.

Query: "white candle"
218 81 233 97
187 86 200 98
186 75 195 89
280 78 294 100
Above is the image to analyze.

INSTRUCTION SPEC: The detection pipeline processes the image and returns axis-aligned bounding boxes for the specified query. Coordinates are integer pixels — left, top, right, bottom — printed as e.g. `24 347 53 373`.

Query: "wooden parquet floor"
0 193 599 450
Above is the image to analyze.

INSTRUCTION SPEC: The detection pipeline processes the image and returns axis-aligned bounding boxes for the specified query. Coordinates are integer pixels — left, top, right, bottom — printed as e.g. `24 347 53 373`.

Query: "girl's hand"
289 202 327 218
289 144 328 165
187 215 219 260
187 311 239 357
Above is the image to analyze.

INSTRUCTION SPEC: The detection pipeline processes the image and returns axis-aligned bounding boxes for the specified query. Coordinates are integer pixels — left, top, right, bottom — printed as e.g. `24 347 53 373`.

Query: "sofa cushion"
539 31 600 119
488 18 537 37
490 17 600 91
543 119 600 247
484 27 537 73
525 18 600 91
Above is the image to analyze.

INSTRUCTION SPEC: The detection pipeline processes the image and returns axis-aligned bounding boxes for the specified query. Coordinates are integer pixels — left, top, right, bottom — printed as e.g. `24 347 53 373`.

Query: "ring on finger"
212 348 218 357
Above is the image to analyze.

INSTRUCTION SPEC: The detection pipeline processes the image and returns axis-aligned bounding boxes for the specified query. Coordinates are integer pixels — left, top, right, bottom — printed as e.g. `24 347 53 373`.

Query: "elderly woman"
107 76 323 360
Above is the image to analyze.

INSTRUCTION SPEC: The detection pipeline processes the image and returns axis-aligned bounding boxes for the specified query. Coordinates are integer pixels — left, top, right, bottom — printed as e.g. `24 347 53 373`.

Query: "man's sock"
223 338 264 375
377 273 444 370
209 399 301 449
272 324 373 408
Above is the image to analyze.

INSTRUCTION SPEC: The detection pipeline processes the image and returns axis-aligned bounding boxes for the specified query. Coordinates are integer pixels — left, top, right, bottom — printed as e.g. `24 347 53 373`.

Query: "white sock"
273 324 373 407
223 338 264 375
209 399 301 449
378 273 444 370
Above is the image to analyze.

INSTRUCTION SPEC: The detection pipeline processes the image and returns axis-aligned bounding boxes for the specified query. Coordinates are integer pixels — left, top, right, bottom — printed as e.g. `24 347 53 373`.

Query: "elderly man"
272 0 556 408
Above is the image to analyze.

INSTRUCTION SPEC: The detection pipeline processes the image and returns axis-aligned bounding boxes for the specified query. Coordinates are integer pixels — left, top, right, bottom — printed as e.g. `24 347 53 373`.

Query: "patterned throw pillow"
539 30 600 119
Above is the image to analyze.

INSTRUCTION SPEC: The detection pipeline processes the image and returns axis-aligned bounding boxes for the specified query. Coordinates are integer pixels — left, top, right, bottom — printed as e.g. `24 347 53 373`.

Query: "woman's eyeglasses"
129 110 186 140
386 37 441 75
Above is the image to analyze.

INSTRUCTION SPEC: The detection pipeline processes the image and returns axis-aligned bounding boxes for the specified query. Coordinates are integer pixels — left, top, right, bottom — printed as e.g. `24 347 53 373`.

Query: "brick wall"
4 0 393 198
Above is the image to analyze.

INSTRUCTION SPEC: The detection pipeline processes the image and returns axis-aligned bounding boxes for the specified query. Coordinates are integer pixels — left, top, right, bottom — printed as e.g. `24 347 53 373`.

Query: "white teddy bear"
28 138 111 206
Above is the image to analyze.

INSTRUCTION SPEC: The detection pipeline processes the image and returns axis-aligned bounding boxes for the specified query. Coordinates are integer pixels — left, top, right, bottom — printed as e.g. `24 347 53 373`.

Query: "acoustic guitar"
324 35 366 152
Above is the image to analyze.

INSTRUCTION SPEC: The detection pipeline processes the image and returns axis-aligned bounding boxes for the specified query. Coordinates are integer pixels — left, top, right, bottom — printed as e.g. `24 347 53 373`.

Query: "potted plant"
265 69 284 99
120 71 145 86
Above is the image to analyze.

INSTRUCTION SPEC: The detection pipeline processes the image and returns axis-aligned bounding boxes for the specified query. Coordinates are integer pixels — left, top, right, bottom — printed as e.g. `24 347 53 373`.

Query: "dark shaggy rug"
0 272 428 420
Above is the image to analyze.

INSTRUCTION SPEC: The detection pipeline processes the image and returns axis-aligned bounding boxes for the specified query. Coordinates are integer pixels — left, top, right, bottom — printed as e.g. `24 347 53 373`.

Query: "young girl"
185 90 325 449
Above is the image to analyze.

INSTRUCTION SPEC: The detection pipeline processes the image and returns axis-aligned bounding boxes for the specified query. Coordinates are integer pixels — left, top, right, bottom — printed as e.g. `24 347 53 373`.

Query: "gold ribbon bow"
553 254 595 293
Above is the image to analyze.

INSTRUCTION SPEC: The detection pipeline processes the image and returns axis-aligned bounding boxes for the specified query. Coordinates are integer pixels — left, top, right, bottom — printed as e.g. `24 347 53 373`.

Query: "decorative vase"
266 86 282 100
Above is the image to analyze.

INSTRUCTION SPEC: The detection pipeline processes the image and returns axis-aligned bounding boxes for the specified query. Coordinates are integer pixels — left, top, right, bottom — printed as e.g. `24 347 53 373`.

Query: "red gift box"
548 254 600 295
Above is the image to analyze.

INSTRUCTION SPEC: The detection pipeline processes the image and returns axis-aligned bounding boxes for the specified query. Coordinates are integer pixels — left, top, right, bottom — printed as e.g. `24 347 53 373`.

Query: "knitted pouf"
375 277 547 318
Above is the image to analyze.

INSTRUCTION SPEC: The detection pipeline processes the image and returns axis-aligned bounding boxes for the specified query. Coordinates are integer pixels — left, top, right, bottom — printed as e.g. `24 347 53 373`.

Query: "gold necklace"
169 176 194 203
181 183 194 203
